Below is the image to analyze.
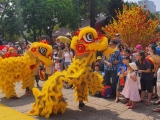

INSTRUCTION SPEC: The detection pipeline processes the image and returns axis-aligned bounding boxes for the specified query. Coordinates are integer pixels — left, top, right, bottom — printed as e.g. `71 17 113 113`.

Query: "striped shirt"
104 50 120 71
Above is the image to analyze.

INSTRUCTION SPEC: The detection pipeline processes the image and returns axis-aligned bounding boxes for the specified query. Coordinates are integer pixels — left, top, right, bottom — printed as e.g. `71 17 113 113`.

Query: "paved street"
0 81 160 120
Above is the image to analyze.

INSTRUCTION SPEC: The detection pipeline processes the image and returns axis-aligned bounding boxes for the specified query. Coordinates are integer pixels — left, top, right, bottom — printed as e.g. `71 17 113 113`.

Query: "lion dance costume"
28 27 114 118
0 42 53 99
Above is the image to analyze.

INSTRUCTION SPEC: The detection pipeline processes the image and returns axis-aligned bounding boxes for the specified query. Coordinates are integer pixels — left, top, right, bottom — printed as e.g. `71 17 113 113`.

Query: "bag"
119 74 125 86
157 68 160 82
145 58 154 70
136 71 141 90
101 86 112 98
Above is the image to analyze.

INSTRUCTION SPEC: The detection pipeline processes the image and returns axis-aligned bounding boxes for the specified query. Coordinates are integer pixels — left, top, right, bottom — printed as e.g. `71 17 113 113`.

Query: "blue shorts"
64 62 70 66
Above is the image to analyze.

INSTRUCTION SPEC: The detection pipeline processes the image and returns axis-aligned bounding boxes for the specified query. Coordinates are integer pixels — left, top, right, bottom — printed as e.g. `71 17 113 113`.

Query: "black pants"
140 78 153 93
35 75 39 83
105 70 118 96
152 77 157 86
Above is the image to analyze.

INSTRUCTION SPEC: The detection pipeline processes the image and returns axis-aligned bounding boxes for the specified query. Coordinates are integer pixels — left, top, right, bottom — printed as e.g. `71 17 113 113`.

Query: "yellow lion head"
27 42 53 66
71 27 108 54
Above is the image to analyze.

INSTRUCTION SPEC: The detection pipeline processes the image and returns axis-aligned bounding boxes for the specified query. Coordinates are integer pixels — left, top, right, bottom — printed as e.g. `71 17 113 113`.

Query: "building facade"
138 0 156 13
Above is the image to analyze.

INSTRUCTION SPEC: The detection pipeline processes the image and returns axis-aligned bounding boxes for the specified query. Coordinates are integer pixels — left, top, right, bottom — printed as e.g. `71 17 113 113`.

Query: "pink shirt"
54 63 60 71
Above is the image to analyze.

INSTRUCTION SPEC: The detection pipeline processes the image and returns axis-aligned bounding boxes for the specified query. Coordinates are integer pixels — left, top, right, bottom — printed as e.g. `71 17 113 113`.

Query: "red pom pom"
40 39 49 44
76 44 86 53
31 47 36 52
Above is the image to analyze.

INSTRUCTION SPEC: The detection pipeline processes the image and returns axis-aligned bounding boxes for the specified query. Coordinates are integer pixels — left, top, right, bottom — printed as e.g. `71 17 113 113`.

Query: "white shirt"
64 51 73 62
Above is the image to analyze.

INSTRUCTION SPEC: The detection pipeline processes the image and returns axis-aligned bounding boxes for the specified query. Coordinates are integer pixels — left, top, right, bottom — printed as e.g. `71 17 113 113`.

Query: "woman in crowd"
136 51 153 106
147 45 159 99
62 45 73 69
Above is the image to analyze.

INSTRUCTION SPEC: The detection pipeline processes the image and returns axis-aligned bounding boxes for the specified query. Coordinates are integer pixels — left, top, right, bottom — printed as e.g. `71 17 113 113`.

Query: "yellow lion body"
28 27 115 118
0 52 37 98
0 42 53 99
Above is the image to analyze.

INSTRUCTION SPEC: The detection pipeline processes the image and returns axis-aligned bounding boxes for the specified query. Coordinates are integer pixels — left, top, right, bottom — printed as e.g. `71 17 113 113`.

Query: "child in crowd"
115 56 130 103
123 49 130 57
54 57 62 72
93 63 103 97
122 62 140 109
96 56 104 76
62 45 73 69
94 62 101 74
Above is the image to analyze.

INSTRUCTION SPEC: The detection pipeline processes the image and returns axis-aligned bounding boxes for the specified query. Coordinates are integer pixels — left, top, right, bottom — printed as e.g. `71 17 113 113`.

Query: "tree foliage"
0 0 79 42
0 0 23 41
103 0 124 25
124 1 138 10
20 0 79 41
79 0 109 19
102 5 160 48
0 0 9 24
106 0 124 20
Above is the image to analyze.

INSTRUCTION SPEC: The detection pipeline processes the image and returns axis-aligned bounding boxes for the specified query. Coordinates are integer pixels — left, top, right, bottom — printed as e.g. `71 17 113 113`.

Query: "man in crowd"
156 40 160 56
103 40 120 98
115 33 128 48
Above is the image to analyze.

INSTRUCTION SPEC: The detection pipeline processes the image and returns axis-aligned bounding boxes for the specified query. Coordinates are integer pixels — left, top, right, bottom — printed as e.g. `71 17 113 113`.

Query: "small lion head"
28 42 53 66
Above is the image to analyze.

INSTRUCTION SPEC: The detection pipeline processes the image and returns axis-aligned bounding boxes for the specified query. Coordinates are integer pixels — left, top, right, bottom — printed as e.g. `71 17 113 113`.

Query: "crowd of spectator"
1 34 160 111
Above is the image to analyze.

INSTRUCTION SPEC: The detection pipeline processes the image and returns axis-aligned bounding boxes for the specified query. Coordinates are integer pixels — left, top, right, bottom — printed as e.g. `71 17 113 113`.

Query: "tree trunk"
39 29 42 37
46 28 53 47
49 30 53 47
20 30 28 45
0 1 8 24
90 0 96 28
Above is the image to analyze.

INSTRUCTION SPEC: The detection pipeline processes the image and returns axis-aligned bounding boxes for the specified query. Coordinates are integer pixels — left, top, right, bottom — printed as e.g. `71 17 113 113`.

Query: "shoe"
123 99 128 104
151 95 158 99
115 99 119 103
25 90 31 95
37 84 40 88
137 100 144 103
126 103 131 106
153 101 160 105
110 95 116 98
10 95 19 99
146 102 151 106
79 103 85 107
153 108 160 112
128 105 135 109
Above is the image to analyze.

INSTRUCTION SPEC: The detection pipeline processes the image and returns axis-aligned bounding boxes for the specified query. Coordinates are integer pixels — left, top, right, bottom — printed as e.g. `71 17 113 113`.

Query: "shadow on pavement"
0 93 35 107
32 104 123 120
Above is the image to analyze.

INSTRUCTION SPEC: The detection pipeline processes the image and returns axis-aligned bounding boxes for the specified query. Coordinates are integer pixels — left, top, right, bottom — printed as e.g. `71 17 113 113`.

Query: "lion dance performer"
0 42 53 99
28 27 114 118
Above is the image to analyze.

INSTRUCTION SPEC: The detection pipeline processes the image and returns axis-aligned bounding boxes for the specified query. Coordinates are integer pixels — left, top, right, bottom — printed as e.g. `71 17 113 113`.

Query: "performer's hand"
138 70 143 73
108 63 112 67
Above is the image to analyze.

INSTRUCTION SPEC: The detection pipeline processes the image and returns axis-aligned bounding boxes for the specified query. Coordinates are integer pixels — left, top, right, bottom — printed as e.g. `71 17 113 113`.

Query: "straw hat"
115 33 120 36
54 57 59 60
97 56 102 60
129 62 137 70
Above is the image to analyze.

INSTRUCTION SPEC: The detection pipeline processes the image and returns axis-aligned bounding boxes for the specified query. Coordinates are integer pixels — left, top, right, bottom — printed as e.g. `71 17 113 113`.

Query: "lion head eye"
38 47 47 56
83 32 94 43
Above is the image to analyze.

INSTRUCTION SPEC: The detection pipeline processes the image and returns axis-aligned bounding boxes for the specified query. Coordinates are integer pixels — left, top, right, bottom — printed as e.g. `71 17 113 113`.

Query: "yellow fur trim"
78 27 98 40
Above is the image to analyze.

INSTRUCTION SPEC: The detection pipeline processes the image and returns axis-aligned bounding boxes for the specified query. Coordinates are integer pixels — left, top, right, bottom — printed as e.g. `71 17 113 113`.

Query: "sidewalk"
0 81 160 120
